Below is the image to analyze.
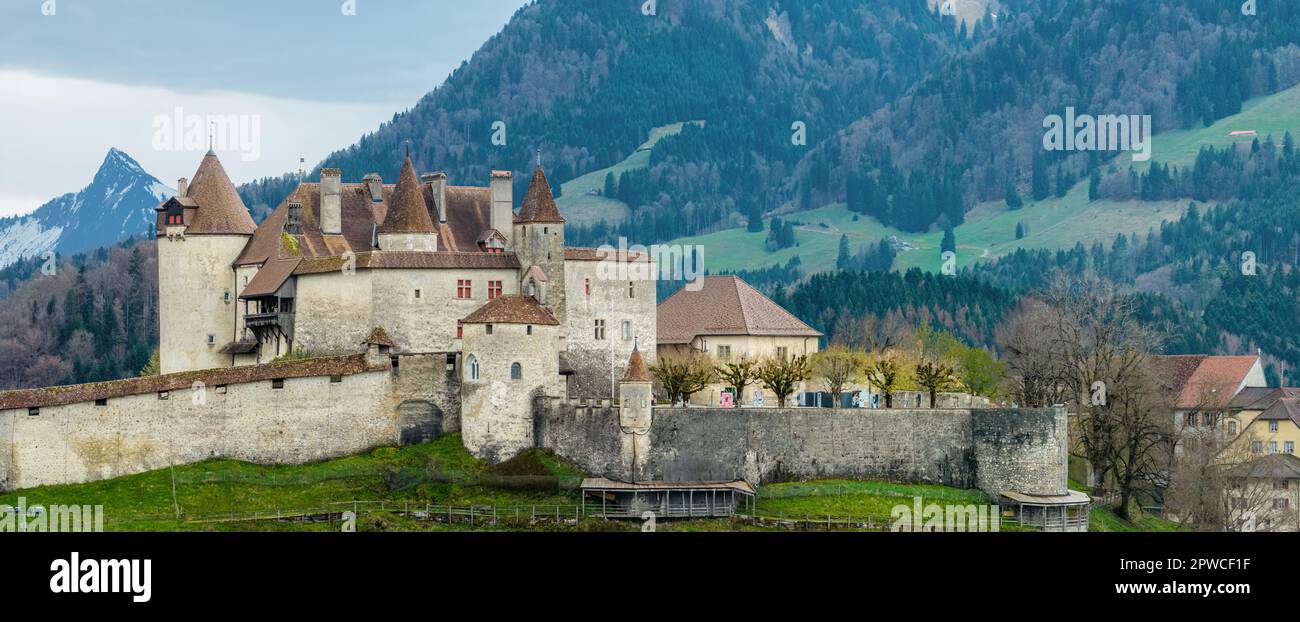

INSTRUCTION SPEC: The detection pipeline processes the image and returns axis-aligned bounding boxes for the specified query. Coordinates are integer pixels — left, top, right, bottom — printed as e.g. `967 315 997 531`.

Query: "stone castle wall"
536 403 1069 497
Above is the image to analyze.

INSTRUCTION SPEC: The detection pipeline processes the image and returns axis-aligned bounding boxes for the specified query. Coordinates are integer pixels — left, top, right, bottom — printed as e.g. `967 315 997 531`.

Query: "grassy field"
667 82 1300 278
1067 479 1184 532
1 434 1055 532
556 121 704 225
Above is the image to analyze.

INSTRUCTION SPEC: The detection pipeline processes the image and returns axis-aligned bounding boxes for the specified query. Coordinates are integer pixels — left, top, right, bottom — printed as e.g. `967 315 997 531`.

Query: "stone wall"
535 404 1069 497
562 259 657 399
0 355 448 491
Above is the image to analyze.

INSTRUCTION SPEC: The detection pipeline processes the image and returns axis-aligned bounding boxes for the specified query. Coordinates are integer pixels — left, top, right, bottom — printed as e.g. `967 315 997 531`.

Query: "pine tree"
836 234 851 270
941 227 956 253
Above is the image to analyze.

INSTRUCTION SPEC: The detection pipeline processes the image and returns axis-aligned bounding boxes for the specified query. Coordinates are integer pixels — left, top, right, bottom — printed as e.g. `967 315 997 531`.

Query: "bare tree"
914 359 956 408
811 345 862 405
650 353 715 405
756 354 811 407
715 355 758 402
865 355 902 408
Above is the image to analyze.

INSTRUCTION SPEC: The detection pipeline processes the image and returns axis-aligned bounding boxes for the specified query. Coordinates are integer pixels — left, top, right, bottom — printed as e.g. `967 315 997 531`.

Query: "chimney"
320 168 342 235
362 173 383 203
490 170 512 245
423 172 447 223
177 177 188 197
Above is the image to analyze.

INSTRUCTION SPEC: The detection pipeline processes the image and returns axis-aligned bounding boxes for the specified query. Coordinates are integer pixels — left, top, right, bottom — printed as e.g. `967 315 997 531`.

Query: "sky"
0 0 530 217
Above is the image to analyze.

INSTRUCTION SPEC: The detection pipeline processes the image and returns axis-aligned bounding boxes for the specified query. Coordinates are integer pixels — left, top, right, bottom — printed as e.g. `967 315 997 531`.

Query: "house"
656 275 821 406
1149 354 1267 436
1223 453 1300 532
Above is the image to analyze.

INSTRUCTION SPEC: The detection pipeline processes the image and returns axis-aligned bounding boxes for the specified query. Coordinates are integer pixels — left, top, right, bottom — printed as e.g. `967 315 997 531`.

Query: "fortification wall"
0 355 450 492
535 405 1068 496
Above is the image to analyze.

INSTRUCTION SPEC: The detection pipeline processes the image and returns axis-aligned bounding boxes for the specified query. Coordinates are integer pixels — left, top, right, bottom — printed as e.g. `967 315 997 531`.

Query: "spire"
377 153 435 235
514 164 565 224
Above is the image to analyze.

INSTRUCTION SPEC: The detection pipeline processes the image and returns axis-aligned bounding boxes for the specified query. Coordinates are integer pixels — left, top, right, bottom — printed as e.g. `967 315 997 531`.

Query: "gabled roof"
361 327 395 348
462 295 559 326
1225 453 1300 480
377 155 436 235
1150 354 1262 409
234 176 495 267
156 152 255 236
1255 398 1300 427
514 166 565 224
1228 387 1300 411
656 275 822 345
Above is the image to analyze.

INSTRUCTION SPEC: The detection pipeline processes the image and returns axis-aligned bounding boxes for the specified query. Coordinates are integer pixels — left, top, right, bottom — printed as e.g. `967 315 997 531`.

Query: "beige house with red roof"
657 275 821 406
1150 354 1267 435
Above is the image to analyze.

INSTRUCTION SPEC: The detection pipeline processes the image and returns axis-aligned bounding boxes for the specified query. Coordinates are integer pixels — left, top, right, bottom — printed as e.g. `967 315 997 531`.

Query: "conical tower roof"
377 154 436 235
621 346 652 383
183 152 256 235
514 165 565 224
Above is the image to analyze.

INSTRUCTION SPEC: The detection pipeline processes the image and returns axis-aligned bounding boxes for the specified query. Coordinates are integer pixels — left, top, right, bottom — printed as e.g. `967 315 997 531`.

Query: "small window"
777 346 789 360
414 289 421 299
510 362 522 380
628 281 635 298
1276 498 1290 510
622 321 631 341
1287 441 1295 454
488 280 503 300
28 407 39 417
223 290 231 302
1270 441 1278 454
329 375 343 384
158 391 169 400
717 345 731 359
94 398 108 407
594 319 606 340
445 353 457 371
215 385 228 395
1187 413 1198 427
1270 420 1279 432
466 355 480 381
207 334 216 346
527 325 533 335
1227 421 1238 435
1253 441 1264 453
271 379 285 389
457 320 463 339
584 278 591 296
486 324 494 335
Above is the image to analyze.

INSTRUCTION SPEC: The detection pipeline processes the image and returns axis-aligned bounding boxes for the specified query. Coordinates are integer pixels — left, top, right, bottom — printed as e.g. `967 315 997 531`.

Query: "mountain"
0 148 172 269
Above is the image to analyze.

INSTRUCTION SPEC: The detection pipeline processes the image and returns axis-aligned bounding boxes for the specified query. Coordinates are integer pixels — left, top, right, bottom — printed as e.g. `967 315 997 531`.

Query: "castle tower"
376 152 438 252
512 165 567 324
154 150 256 374
618 345 654 480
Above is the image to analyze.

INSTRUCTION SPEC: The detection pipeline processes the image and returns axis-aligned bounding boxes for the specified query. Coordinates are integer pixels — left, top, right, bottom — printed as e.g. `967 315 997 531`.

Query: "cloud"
0 69 400 217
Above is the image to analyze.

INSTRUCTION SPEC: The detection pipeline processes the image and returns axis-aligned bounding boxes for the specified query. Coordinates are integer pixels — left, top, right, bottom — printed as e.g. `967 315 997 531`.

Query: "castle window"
330 375 343 384
207 334 215 346
215 385 227 395
166 213 183 225
223 290 231 302
158 391 169 400
446 353 457 371
584 278 590 296
28 407 38 417
466 355 480 380
415 289 421 299
622 321 631 341
95 398 108 407
486 324 494 335
527 325 533 335
510 362 522 380
271 379 285 389
594 319 606 340
456 280 472 299
457 321 463 339
488 280 503 300
628 281 635 298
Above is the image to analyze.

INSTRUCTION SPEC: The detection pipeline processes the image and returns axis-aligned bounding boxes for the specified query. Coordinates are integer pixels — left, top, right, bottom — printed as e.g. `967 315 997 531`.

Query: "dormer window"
285 201 304 234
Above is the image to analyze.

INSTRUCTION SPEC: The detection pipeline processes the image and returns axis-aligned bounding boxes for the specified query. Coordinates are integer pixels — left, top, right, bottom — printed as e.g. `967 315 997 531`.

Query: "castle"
0 151 1074 525
153 149 655 460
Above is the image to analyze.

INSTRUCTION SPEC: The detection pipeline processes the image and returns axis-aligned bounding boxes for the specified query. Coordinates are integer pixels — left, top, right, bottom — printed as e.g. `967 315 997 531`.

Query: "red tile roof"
514 166 565 224
462 295 559 326
377 155 436 235
239 258 300 298
156 152 256 236
362 327 395 347
621 348 652 383
0 355 384 411
656 275 821 345
1150 354 1261 409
